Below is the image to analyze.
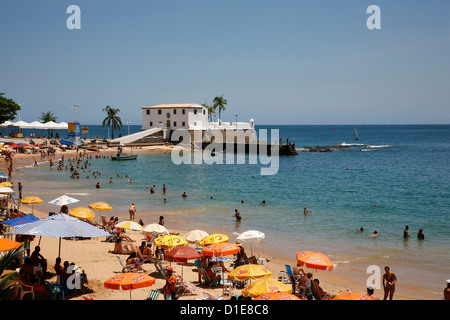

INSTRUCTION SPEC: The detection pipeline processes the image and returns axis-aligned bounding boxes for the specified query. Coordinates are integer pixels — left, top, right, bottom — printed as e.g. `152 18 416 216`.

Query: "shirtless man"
129 203 136 220
444 280 450 300
233 209 242 222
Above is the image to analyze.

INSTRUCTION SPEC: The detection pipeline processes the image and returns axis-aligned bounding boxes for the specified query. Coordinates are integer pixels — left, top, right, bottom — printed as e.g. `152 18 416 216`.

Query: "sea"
13 124 450 299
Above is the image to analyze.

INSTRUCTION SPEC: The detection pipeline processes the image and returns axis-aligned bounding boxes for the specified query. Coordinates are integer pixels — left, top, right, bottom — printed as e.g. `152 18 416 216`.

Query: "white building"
142 103 208 131
140 103 257 144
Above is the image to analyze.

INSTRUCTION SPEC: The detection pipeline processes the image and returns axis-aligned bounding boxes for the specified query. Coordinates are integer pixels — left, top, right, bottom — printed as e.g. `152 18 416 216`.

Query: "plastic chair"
46 281 65 300
19 280 34 300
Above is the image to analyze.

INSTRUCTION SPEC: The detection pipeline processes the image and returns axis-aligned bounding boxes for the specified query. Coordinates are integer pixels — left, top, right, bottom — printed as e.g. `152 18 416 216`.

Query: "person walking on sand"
382 266 397 300
129 203 136 221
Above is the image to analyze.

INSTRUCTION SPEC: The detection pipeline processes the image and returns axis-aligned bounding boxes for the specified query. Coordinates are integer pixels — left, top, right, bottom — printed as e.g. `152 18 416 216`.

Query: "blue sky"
1 0 449 125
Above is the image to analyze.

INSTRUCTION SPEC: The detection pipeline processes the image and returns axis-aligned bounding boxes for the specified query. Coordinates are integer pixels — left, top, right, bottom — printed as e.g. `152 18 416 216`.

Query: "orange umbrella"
296 251 334 271
104 273 156 300
0 238 22 252
255 291 302 300
332 292 375 300
201 242 240 258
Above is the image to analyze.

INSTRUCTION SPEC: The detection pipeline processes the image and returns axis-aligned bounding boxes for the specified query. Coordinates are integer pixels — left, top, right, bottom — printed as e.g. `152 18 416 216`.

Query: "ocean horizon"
15 124 450 298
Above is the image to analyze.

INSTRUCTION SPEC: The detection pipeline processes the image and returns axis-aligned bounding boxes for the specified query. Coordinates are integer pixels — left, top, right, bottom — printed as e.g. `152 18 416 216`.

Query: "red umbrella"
165 245 201 263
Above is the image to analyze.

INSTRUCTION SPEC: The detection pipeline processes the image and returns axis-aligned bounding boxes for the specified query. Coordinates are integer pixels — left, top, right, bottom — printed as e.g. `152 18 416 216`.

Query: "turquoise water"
15 125 450 297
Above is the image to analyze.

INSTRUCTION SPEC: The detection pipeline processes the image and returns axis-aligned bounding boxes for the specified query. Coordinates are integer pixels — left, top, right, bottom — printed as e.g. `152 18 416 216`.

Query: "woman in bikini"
382 266 397 300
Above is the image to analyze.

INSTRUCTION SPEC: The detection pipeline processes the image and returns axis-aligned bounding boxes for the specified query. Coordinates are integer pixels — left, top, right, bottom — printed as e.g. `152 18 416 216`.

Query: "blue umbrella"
0 173 8 179
2 214 40 227
9 213 110 257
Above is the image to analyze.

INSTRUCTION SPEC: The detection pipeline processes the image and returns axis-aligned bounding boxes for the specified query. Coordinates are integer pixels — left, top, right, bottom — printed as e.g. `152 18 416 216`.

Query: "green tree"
39 111 58 138
39 111 57 123
0 244 24 300
212 95 227 123
0 93 21 124
202 103 216 122
102 106 122 139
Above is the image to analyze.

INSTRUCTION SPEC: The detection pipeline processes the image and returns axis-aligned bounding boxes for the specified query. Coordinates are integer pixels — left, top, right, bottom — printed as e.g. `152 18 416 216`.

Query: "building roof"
142 103 204 109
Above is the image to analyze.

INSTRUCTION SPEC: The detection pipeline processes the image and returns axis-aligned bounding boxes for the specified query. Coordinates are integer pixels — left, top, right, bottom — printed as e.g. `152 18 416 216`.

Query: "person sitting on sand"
113 235 136 254
31 246 47 276
297 272 313 295
312 279 331 300
126 250 146 272
367 286 380 300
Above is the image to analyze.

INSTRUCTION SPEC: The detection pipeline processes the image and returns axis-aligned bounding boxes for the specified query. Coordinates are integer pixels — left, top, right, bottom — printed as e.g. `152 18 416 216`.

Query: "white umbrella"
42 121 60 129
48 194 80 206
27 121 47 129
9 120 31 128
0 121 13 128
9 213 110 257
184 229 209 244
56 122 69 129
236 230 265 256
115 220 144 231
143 223 169 235
0 187 15 194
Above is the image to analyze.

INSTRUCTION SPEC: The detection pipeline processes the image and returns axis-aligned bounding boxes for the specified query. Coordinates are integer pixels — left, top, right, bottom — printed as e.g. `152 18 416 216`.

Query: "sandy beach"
0 143 439 300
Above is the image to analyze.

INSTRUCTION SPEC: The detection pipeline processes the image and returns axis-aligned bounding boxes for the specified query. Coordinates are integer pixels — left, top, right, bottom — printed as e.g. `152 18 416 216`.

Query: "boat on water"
111 153 138 161
353 128 359 140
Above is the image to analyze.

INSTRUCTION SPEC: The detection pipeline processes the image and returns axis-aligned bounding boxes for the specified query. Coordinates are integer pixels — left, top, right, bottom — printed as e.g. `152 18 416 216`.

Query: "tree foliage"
0 93 21 124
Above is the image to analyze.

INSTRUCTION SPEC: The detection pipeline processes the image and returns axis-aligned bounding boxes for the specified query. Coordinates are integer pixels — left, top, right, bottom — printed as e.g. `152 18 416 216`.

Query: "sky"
1 0 449 125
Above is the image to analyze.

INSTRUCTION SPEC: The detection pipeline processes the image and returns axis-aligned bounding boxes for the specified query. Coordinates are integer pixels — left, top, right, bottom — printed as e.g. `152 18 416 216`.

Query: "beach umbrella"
199 233 229 247
296 251 334 271
49 194 80 206
0 238 22 254
0 182 13 188
68 207 96 221
88 201 112 211
88 201 112 221
201 242 240 258
165 245 201 263
9 213 110 257
0 173 9 180
332 292 375 300
154 234 187 249
0 187 14 194
104 273 156 300
255 291 302 301
143 223 169 235
184 229 209 244
228 264 272 282
2 214 40 227
236 229 265 256
241 279 292 298
115 220 144 231
165 245 201 277
21 196 44 214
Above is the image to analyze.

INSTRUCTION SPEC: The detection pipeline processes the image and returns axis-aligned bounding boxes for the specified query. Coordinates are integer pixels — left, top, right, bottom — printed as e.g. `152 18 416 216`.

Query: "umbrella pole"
58 237 61 258
38 236 42 246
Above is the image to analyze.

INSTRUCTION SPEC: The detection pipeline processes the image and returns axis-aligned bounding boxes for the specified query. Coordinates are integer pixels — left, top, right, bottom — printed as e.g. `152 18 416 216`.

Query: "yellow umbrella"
69 207 96 221
241 279 292 298
154 234 187 249
0 182 13 188
228 264 272 282
21 196 44 214
199 233 229 247
88 202 112 211
115 221 144 231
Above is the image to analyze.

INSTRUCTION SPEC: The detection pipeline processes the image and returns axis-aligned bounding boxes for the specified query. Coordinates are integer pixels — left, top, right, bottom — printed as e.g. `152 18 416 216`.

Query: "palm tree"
39 111 57 123
102 106 122 139
39 111 58 138
212 95 227 124
0 244 24 300
202 103 216 122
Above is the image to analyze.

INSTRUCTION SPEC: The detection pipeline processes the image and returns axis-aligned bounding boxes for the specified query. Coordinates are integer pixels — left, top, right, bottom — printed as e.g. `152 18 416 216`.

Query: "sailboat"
353 128 359 140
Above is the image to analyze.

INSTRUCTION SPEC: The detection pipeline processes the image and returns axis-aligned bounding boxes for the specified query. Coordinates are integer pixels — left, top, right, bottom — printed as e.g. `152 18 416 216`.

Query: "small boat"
87 147 100 152
353 128 359 141
111 153 138 161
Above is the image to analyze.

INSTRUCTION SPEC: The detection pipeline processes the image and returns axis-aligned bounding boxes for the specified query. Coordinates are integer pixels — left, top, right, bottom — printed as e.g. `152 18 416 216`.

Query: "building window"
158 109 162 115
203 109 206 115
174 121 177 127
173 109 177 115
194 109 197 115
194 122 197 126
182 109 185 115
150 122 153 126
182 122 185 127
146 110 150 115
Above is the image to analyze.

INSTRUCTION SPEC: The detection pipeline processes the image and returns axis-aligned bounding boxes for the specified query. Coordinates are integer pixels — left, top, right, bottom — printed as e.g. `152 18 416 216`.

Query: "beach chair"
203 292 224 300
149 257 167 278
199 268 218 287
146 289 160 300
176 275 200 296
285 264 301 293
18 280 34 300
46 281 65 300
117 256 135 273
